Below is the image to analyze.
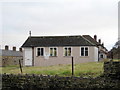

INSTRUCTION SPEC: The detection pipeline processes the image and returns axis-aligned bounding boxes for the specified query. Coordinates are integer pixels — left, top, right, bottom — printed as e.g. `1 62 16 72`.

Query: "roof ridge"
29 35 82 38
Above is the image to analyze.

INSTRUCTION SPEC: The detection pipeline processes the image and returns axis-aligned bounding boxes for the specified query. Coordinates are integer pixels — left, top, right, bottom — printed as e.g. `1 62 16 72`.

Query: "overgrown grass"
1 62 104 77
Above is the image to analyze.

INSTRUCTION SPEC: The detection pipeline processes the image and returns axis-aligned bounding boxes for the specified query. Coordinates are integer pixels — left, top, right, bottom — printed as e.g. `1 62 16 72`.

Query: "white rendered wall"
94 47 98 62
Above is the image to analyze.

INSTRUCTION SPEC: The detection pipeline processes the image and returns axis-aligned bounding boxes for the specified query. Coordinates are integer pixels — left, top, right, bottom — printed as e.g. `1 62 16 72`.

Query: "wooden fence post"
72 57 74 76
19 59 23 74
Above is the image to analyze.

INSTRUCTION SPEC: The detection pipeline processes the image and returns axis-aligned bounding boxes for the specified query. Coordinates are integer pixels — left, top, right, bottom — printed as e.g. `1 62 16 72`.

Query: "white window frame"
36 47 45 56
63 47 72 56
49 47 58 57
80 47 89 56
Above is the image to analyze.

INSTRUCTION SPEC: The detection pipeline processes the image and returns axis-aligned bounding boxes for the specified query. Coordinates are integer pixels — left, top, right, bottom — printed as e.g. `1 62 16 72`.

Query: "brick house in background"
21 35 108 66
0 46 23 66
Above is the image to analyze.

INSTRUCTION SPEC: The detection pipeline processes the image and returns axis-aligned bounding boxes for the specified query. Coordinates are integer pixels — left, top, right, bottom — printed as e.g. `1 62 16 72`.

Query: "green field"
1 62 104 77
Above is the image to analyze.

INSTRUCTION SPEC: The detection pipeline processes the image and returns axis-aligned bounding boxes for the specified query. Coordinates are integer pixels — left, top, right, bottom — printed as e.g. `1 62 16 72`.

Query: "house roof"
0 49 23 57
83 35 108 51
21 35 97 47
82 35 100 45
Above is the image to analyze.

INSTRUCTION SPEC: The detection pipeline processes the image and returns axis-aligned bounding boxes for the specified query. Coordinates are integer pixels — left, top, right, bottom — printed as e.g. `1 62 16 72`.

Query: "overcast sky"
0 0 119 50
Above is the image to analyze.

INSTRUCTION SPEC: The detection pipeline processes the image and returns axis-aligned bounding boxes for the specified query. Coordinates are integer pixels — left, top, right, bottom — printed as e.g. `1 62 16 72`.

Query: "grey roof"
0 49 23 57
21 35 96 47
83 35 108 51
82 35 100 45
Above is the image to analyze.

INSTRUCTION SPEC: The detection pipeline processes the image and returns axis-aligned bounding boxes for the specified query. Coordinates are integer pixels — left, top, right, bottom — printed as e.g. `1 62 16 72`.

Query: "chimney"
102 43 104 47
5 45 9 50
19 48 22 52
94 35 97 41
13 46 16 51
98 39 101 44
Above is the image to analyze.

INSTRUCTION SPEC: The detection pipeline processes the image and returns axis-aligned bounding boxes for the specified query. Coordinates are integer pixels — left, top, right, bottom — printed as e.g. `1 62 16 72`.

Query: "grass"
1 62 104 77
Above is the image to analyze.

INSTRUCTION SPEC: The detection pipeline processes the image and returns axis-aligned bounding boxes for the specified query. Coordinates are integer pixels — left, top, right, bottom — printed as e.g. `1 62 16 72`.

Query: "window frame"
36 47 45 56
49 47 58 57
80 47 89 57
63 47 72 57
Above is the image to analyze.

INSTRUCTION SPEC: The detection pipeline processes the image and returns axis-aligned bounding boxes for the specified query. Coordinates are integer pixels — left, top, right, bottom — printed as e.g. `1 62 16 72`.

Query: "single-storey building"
21 35 107 66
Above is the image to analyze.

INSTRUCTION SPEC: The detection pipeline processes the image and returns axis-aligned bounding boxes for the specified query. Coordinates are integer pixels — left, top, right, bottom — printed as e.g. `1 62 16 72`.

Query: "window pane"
85 51 88 56
68 48 71 56
41 48 44 56
100 54 103 58
64 48 67 56
38 48 40 51
37 48 40 56
85 47 88 56
50 48 53 56
54 48 57 56
54 48 56 50
85 47 88 51
81 48 84 56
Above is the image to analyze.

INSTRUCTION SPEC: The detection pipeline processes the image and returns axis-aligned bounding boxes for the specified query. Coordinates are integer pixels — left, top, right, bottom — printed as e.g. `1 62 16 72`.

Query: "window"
80 47 89 56
49 47 57 56
64 47 71 56
37 48 44 56
100 54 103 58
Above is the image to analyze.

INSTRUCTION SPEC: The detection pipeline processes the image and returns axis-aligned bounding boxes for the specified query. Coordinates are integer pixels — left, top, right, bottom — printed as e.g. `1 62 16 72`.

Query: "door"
24 48 32 66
